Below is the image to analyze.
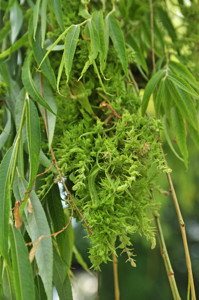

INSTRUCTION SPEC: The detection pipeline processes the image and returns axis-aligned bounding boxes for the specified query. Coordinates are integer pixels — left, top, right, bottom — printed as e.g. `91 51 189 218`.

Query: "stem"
97 270 100 300
166 172 196 300
153 209 181 300
112 253 120 300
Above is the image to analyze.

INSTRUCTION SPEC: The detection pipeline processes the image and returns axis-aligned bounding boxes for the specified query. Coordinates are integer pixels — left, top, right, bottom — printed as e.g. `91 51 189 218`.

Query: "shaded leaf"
0 108 11 150
51 0 64 31
26 97 41 189
171 107 188 167
158 7 177 42
35 275 47 300
0 33 28 59
0 146 13 260
53 247 73 300
0 21 11 43
22 53 55 114
10 225 35 300
2 263 16 300
48 185 73 266
41 0 47 48
187 121 199 148
127 35 148 73
154 79 164 117
64 25 80 82
19 179 53 300
32 24 57 90
33 0 41 40
108 14 128 77
141 69 166 116
71 81 94 115
73 245 91 274
10 1 23 44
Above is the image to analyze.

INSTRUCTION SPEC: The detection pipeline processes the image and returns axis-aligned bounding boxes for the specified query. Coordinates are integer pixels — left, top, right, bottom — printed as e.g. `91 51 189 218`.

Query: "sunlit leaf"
168 74 199 98
10 1 23 44
10 225 35 300
26 97 41 189
108 14 128 77
51 0 64 31
171 107 188 167
22 53 55 114
64 25 80 82
158 7 177 42
32 0 41 40
141 69 166 116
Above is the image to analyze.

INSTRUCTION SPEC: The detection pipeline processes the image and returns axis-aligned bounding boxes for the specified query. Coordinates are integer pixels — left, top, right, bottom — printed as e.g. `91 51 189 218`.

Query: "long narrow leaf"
154 79 164 117
0 147 13 260
0 33 28 59
26 98 41 189
127 35 148 74
171 107 188 167
10 1 23 44
168 74 199 98
10 225 35 300
51 0 64 31
19 179 53 300
22 53 55 114
0 108 11 150
41 0 47 48
141 69 166 116
64 25 80 82
33 0 41 40
187 122 199 148
108 14 128 77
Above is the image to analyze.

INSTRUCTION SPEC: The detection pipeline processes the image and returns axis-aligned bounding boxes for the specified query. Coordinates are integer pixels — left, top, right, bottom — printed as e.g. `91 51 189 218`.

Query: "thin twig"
39 73 93 235
97 270 100 300
112 253 120 300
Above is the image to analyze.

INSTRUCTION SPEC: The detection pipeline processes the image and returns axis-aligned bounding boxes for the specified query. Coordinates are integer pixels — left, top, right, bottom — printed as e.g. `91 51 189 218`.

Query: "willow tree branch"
112 253 120 300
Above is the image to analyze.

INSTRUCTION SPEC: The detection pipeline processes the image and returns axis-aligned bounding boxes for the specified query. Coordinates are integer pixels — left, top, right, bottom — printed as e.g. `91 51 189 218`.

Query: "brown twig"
112 252 120 300
39 73 93 235
99 101 122 120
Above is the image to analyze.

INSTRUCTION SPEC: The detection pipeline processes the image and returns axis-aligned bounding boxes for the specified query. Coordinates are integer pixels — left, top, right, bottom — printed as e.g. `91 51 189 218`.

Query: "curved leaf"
10 1 23 44
0 108 11 150
127 35 148 73
0 146 13 260
168 74 199 98
108 14 128 77
32 24 57 90
19 179 53 300
141 69 166 116
52 0 64 31
171 107 188 167
26 97 41 189
64 25 80 82
33 0 41 40
10 225 35 300
22 53 55 114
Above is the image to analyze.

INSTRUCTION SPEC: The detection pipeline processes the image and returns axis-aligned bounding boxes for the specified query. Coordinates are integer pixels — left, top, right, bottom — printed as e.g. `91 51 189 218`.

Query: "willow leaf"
162 115 184 162
33 0 41 40
41 0 47 48
22 53 55 114
2 264 15 300
154 79 164 117
187 121 199 148
52 0 64 31
88 19 100 63
127 35 148 74
0 147 13 260
73 246 91 274
167 80 198 130
0 108 11 150
32 25 57 90
10 225 35 300
0 21 11 43
169 61 199 90
64 25 80 82
0 33 28 59
19 179 53 300
26 98 40 190
141 69 166 116
158 7 177 42
10 1 23 44
108 14 128 77
92 11 106 73
57 54 65 93
171 107 188 167
168 74 199 98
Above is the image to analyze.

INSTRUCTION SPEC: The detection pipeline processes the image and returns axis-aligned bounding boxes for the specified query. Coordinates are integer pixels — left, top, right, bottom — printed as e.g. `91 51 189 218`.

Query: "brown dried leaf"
14 201 22 229
28 198 34 213
29 239 40 263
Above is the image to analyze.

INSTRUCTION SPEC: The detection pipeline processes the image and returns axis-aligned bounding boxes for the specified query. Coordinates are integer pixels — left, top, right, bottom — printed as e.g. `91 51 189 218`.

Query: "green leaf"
73 245 91 274
0 108 11 150
0 147 13 260
57 54 65 93
0 33 28 59
32 0 41 40
32 24 57 90
15 89 26 132
104 14 109 70
162 115 184 162
10 1 23 44
127 35 148 74
187 121 199 148
53 247 73 300
2 263 15 300
158 7 177 42
108 14 128 77
41 0 47 48
88 19 100 63
71 81 94 115
47 185 73 265
167 80 198 130
22 53 55 114
26 97 41 189
169 61 199 90
168 74 199 98
39 150 57 174
64 25 80 82
0 21 11 43
171 107 188 167
51 0 64 31
154 79 164 117
141 69 166 116
92 11 106 73
9 225 35 300
19 179 53 300
35 275 47 300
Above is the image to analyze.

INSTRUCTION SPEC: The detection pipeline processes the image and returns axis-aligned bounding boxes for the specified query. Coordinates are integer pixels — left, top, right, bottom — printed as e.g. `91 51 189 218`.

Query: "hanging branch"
149 1 196 299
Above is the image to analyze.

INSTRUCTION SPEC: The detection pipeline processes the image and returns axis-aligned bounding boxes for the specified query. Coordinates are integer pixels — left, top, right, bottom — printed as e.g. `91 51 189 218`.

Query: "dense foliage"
0 0 199 299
